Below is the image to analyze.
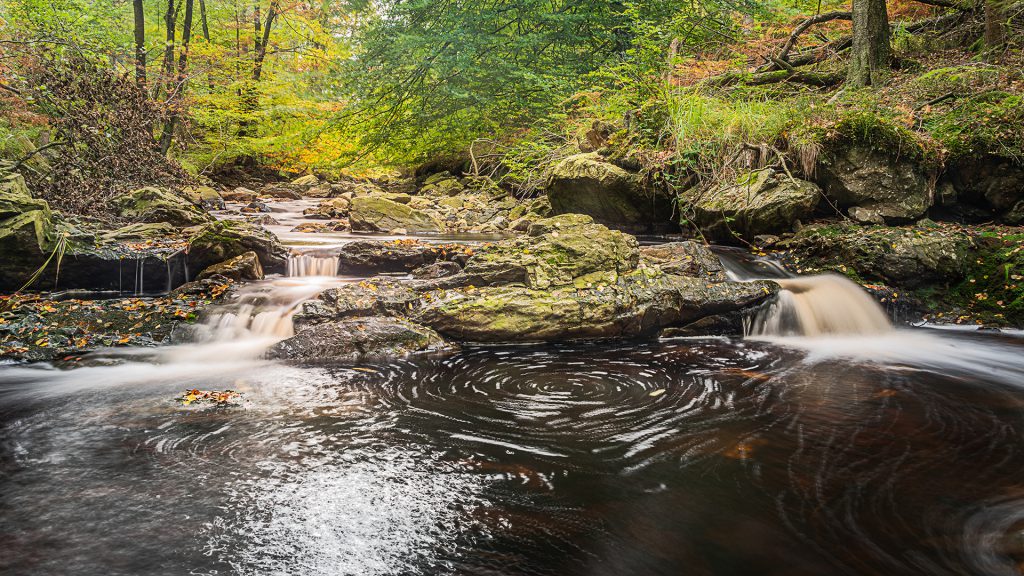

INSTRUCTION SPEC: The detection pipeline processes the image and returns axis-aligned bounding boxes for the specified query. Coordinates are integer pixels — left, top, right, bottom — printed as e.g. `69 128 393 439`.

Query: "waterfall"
748 275 893 337
287 253 340 277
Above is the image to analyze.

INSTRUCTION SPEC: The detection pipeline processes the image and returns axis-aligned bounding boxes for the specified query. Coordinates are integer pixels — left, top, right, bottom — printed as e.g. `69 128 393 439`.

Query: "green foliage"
923 92 1024 162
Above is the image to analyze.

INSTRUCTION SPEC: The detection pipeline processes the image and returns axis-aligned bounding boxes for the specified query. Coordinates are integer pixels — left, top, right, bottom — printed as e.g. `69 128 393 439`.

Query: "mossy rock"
267 317 451 361
681 170 820 241
415 274 778 343
463 214 640 289
546 152 675 233
112 186 214 226
196 251 264 282
187 220 288 274
816 146 931 223
349 196 444 233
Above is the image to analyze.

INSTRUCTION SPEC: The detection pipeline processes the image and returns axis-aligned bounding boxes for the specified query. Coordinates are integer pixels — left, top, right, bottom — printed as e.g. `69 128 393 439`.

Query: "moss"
945 232 1024 326
923 92 1024 162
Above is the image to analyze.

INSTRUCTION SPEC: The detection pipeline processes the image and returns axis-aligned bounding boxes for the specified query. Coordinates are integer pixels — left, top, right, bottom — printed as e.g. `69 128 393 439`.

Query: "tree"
984 0 1008 57
847 0 891 87
160 0 195 154
133 0 146 89
253 0 280 81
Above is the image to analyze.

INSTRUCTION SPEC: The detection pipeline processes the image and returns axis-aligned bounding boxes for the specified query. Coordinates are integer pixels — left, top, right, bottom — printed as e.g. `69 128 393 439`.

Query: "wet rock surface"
546 152 675 233
817 146 931 224
267 316 452 361
681 170 821 241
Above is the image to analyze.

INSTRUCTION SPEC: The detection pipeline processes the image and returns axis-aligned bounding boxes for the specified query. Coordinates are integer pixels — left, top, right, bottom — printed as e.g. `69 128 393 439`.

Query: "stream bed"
3 330 1024 575
3 201 1024 575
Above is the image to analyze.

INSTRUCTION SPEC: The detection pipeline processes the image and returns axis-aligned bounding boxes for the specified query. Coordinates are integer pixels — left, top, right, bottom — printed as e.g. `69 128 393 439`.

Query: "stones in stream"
276 214 779 359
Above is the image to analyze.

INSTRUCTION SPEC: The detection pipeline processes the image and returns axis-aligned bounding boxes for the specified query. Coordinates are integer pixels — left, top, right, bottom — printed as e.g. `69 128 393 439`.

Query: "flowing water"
3 208 1024 576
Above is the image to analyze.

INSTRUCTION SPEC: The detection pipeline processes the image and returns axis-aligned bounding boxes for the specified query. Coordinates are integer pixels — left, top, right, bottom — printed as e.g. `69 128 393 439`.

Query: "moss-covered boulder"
681 170 820 241
0 171 56 290
779 223 973 288
349 196 444 233
267 317 451 361
197 251 264 282
640 242 728 281
817 147 931 223
112 186 214 226
546 153 675 232
463 214 639 289
415 273 777 343
182 185 225 210
187 220 288 274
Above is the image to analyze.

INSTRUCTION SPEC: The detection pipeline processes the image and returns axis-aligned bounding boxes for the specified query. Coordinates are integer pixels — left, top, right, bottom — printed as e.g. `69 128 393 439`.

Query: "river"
2 201 1024 576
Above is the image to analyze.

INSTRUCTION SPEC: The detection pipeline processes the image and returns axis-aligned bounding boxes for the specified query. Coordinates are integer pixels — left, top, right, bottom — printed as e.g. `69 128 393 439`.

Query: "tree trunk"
158 0 177 100
984 0 1007 57
253 1 279 81
847 0 891 87
133 0 147 90
160 0 194 155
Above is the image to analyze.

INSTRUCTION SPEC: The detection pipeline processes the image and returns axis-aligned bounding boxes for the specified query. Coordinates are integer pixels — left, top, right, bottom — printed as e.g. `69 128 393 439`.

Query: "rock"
681 171 821 241
293 278 421 328
546 152 675 232
101 222 178 241
111 186 214 226
303 197 350 219
817 146 931 223
412 261 462 279
267 317 451 361
948 156 1024 221
259 184 303 200
306 184 332 198
463 214 639 289
415 274 778 343
640 242 728 282
336 239 466 274
386 193 412 204
186 220 288 274
246 214 281 226
419 173 465 197
242 201 271 213
222 187 259 202
349 196 444 233
390 228 408 235
780 223 973 288
182 185 225 210
509 217 534 232
291 174 319 187
197 251 264 282
292 222 328 233
0 171 55 290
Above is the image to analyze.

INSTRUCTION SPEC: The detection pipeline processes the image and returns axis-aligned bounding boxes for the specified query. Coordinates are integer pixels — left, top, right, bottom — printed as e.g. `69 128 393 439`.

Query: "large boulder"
0 171 55 290
640 242 728 282
545 153 675 232
415 274 777 343
817 147 931 224
196 251 264 282
182 185 225 210
779 223 973 288
681 170 820 241
348 196 444 233
267 317 451 361
462 214 639 289
336 240 468 274
187 220 288 274
304 197 350 220
947 156 1024 222
111 186 214 226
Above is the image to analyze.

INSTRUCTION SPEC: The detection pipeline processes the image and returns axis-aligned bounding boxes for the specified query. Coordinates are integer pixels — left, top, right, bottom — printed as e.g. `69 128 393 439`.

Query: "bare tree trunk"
199 0 211 42
158 0 177 101
133 0 147 90
253 0 279 81
847 0 891 87
160 0 194 154
984 0 1007 57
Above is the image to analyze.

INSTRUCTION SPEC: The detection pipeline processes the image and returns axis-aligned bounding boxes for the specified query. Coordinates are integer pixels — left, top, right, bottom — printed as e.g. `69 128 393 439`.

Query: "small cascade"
287 253 340 277
748 275 893 337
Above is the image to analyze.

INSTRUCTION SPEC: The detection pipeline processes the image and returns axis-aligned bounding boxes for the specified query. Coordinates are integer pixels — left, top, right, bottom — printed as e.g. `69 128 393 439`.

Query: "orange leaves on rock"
178 389 242 407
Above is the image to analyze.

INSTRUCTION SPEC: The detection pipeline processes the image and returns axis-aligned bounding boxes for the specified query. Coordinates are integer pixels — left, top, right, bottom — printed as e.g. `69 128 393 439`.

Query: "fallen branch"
776 11 852 64
12 141 68 172
708 69 843 88
913 91 957 111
